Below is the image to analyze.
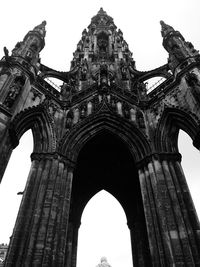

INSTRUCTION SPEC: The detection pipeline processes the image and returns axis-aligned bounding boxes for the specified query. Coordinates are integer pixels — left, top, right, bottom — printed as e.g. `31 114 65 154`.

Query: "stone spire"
33 20 47 38
98 7 107 15
89 7 116 31
11 21 47 67
160 20 175 37
160 20 199 73
69 8 134 93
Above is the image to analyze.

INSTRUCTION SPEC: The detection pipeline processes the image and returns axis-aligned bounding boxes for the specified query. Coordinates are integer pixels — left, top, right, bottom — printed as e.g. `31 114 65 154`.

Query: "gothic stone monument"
0 8 200 266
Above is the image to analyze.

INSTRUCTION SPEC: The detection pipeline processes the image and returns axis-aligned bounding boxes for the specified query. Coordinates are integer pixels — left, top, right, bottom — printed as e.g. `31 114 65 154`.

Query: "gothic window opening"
76 190 133 267
178 130 200 219
0 130 33 245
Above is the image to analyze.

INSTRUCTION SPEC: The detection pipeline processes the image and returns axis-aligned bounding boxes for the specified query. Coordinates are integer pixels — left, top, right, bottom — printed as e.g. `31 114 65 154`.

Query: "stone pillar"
65 222 73 267
71 222 80 267
5 155 42 266
0 129 14 183
5 152 74 267
138 153 200 266
128 218 151 267
65 221 80 267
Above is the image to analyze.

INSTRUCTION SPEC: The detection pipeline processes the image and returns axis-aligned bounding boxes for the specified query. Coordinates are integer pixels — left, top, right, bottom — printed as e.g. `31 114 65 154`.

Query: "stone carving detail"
137 82 147 99
60 83 72 99
136 109 145 128
65 109 74 129
99 64 109 89
3 76 25 108
122 102 130 119
80 59 88 81
120 59 129 80
31 88 42 101
80 102 87 118
185 72 199 87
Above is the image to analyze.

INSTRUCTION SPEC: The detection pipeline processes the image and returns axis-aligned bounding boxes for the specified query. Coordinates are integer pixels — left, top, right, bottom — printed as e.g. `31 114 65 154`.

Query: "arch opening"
67 130 151 267
77 190 133 267
0 130 33 249
155 108 200 152
178 130 200 219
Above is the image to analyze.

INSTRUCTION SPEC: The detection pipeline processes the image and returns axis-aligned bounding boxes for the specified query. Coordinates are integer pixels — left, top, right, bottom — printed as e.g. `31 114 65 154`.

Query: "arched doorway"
66 130 151 267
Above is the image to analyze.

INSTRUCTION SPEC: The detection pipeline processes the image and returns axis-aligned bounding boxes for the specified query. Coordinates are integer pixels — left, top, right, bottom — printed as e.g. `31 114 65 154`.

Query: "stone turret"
160 20 199 73
11 21 46 68
0 21 46 113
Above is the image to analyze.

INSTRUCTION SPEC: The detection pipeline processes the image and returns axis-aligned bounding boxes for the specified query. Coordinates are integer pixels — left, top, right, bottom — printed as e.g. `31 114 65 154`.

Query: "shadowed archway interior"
67 130 151 267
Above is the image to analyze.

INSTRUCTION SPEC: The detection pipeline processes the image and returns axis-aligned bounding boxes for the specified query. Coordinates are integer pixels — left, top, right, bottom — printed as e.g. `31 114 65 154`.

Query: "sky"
0 0 200 266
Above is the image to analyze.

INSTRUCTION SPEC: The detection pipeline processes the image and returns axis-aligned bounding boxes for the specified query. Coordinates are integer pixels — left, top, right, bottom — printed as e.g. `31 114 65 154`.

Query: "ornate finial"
160 20 174 37
98 7 107 15
3 47 9 58
33 21 47 37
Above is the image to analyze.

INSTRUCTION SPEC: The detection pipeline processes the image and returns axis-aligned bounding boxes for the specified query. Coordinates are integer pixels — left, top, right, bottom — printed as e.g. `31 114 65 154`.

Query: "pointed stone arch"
64 124 152 267
77 189 133 267
155 107 200 152
9 103 56 153
59 111 151 163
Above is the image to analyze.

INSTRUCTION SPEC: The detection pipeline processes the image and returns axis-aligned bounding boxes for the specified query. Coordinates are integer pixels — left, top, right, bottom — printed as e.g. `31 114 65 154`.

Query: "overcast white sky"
0 1 200 267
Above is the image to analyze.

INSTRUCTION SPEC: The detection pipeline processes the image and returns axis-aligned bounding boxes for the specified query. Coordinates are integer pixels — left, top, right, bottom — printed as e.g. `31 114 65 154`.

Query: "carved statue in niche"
80 103 87 118
69 75 77 89
137 81 147 99
136 109 145 128
4 76 25 108
110 95 117 111
65 109 74 129
80 60 88 81
122 102 130 119
92 95 99 111
97 32 109 59
128 58 136 77
4 85 20 108
99 64 109 87
120 59 129 80
61 83 72 99
96 257 111 267
122 40 129 52
77 40 83 52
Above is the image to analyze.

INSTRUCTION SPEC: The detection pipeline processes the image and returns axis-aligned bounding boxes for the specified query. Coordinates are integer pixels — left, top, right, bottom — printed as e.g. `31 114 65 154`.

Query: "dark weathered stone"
0 8 200 267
